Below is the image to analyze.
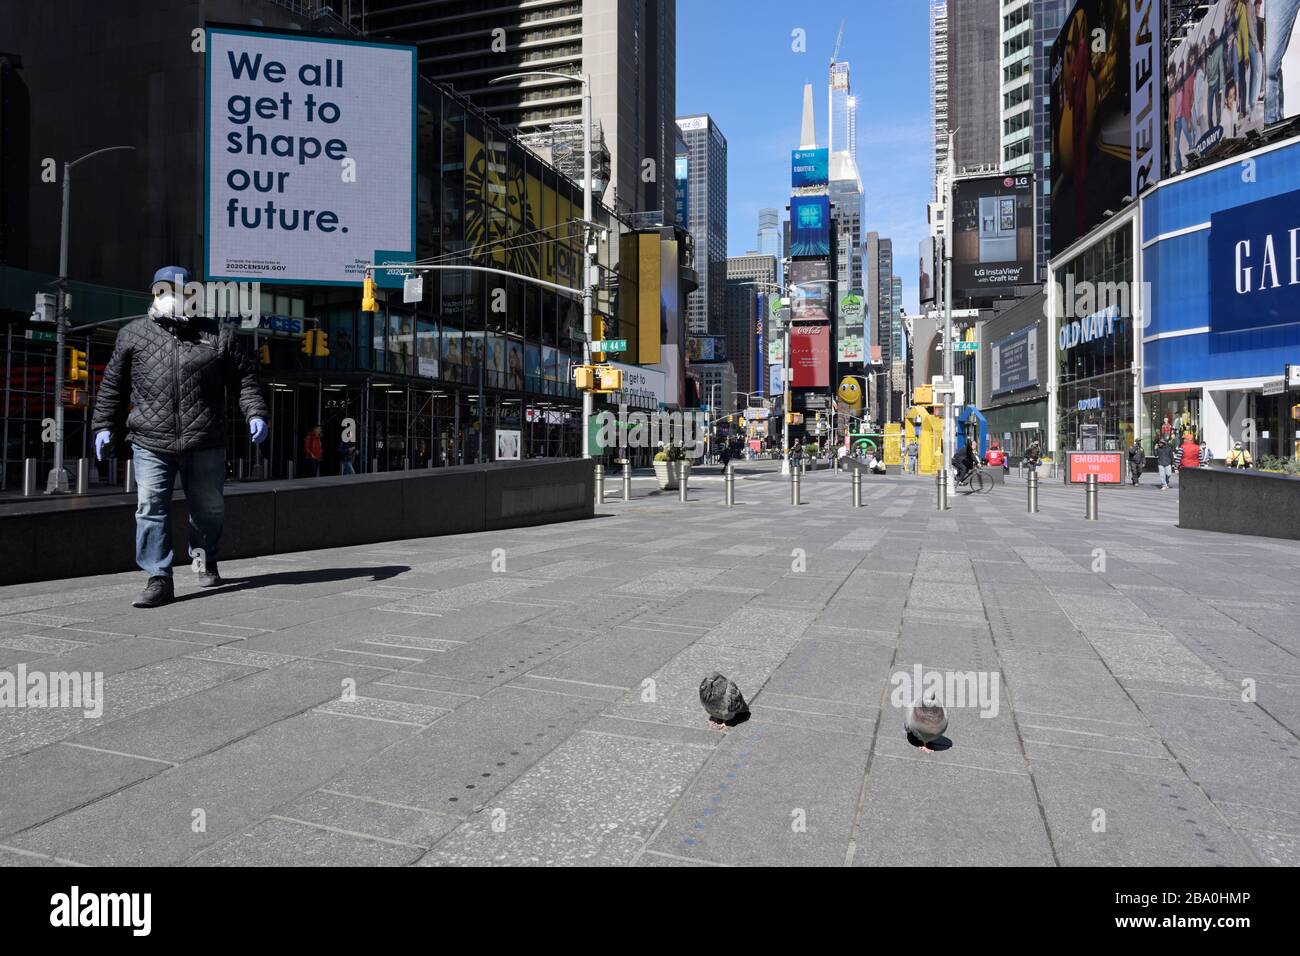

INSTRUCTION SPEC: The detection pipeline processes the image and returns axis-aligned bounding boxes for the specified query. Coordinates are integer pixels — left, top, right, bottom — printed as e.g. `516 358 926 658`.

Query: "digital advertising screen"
790 195 830 257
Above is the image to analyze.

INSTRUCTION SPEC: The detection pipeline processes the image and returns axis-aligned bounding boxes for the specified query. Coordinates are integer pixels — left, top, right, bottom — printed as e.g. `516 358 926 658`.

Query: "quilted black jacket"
92 317 269 455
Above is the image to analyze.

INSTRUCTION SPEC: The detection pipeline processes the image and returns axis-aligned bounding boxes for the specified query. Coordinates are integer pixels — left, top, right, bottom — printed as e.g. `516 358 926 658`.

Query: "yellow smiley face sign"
837 376 863 413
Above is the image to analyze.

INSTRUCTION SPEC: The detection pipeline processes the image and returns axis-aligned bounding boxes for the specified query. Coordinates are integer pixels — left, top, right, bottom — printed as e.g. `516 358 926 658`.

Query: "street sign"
1287 363 1300 388
25 330 57 343
568 327 589 343
591 339 627 353
954 341 979 352
31 293 57 323
402 275 424 304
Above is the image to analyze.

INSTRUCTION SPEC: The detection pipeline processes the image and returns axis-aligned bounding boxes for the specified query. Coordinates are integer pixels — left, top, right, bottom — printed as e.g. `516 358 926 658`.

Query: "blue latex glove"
249 417 268 444
94 429 112 461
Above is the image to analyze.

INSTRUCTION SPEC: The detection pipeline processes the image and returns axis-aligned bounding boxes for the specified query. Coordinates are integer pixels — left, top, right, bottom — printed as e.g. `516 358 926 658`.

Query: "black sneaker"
196 561 222 588
133 575 174 608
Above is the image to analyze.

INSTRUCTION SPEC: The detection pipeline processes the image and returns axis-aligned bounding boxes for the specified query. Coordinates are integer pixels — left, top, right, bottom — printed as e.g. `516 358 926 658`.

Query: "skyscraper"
829 62 855 161
1030 0 1067 281
725 253 778 398
931 0 949 195
865 232 895 420
828 60 863 301
946 0 1002 174
677 114 727 336
352 0 676 219
756 208 783 287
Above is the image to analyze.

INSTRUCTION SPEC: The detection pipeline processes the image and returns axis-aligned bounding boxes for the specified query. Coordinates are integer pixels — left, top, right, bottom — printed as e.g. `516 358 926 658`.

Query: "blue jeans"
1158 464 1173 488
133 445 226 577
1267 0 1300 123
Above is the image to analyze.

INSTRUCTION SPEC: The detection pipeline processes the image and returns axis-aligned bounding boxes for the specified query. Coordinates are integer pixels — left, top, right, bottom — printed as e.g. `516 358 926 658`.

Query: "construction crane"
830 18 844 68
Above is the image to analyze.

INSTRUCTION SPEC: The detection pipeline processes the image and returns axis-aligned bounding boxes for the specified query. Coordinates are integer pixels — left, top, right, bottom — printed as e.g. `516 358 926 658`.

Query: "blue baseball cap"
151 265 188 289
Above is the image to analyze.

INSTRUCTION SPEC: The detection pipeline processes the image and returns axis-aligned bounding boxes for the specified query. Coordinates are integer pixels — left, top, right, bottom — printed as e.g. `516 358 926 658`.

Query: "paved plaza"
1 463 1297 866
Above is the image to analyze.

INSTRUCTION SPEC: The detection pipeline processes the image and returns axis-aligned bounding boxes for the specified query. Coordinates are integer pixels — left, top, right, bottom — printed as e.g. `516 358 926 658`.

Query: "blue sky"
677 0 932 315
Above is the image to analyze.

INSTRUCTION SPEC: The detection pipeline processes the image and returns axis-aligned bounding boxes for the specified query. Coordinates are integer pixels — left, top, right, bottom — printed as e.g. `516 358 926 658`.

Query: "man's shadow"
172 564 409 602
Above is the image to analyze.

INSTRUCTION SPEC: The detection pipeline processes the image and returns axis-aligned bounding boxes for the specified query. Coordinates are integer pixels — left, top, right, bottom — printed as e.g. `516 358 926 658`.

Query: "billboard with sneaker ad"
205 28 416 286
951 174 1034 300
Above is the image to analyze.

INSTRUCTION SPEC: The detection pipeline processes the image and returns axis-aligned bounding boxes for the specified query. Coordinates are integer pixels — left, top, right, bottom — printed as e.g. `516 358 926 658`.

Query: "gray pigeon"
904 696 948 753
699 672 748 728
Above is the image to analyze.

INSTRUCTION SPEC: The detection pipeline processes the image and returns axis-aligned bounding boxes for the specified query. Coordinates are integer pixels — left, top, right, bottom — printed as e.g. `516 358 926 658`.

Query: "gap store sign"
1211 187 1300 335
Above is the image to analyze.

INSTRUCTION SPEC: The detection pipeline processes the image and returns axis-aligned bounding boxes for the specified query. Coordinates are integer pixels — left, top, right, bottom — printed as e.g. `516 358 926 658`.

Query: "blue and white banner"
1210 187 1300 335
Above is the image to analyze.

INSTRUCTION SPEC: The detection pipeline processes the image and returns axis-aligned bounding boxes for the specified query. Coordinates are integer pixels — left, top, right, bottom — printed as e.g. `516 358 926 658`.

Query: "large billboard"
919 237 936 306
990 325 1040 396
1167 0 1300 176
205 28 416 285
1130 0 1162 195
791 148 829 188
789 259 832 321
790 195 830 257
1050 0 1131 258
674 154 689 224
952 174 1034 300
789 323 830 388
687 334 727 362
837 289 866 363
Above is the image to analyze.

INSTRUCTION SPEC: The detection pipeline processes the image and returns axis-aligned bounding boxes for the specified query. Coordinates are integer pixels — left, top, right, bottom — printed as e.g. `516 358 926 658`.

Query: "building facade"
676 114 727 336
977 289 1050 458
947 0 1004 174
0 5 665 488
352 0 677 222
724 253 777 400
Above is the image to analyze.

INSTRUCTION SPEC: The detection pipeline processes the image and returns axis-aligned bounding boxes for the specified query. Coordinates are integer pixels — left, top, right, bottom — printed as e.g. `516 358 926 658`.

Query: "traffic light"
313 330 330 357
259 343 271 366
68 348 87 382
591 314 606 363
597 365 623 392
302 330 315 355
302 330 330 357
574 365 596 391
361 276 378 313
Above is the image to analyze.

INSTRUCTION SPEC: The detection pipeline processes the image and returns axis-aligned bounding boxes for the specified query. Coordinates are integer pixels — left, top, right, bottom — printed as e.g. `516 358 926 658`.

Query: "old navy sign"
1211 188 1300 335
1059 306 1118 351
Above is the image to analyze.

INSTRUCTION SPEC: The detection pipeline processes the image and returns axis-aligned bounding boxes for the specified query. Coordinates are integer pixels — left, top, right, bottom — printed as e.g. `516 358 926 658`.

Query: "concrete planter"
653 459 685 490
1180 466 1300 540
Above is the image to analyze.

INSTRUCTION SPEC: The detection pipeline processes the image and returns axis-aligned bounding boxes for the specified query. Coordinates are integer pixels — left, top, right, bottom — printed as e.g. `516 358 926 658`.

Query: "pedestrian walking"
91 265 268 607
1156 437 1175 490
906 439 919 476
338 437 357 475
1127 438 1145 486
303 425 323 477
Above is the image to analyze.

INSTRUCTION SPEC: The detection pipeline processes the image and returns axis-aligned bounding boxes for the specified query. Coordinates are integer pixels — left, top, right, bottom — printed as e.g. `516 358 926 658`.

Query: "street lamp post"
942 129 958 498
490 71 595 458
47 145 136 494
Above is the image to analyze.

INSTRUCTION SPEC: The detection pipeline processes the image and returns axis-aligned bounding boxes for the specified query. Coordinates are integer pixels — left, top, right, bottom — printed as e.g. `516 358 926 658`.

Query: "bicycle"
954 466 988 494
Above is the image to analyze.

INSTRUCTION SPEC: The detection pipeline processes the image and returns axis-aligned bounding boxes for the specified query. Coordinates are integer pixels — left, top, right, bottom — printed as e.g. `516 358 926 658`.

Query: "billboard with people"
1166 0 1300 176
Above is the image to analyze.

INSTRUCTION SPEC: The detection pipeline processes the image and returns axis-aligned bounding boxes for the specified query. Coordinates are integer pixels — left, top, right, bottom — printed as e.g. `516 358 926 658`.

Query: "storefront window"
1146 391 1201 448
1055 226 1136 454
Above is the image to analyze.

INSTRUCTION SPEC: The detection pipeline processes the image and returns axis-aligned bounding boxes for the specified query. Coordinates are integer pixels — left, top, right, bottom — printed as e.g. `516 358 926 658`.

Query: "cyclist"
952 443 978 485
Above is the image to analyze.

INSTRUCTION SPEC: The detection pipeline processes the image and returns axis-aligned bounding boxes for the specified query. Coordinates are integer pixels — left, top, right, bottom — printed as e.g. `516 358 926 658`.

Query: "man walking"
906 439 919 476
1127 438 1145 486
93 266 268 608
1156 437 1175 490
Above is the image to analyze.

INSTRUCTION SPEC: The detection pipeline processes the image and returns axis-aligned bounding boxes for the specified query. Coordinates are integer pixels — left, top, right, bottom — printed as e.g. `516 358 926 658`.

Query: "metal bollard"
724 463 735 507
791 468 801 506
76 458 89 495
678 462 690 503
125 460 135 495
622 460 632 501
852 466 862 508
1085 473 1099 520
594 462 605 504
23 458 37 496
1027 471 1039 513
237 459 247 480
936 469 949 511
371 457 379 474
403 458 410 470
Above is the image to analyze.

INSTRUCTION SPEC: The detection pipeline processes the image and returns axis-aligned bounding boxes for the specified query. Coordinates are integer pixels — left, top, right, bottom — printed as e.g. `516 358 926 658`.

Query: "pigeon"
699 672 748 729
904 695 948 753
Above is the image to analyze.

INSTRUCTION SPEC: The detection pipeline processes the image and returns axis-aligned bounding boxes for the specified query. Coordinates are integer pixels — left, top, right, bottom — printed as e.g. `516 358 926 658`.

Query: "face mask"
150 293 186 323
